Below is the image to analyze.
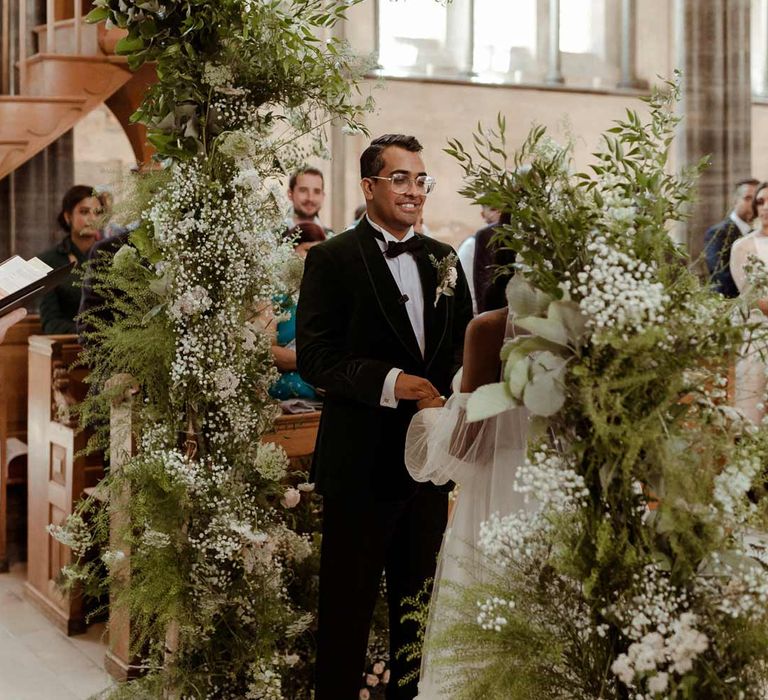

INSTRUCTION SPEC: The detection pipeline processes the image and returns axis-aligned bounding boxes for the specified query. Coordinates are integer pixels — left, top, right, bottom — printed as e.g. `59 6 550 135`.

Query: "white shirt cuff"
380 367 402 408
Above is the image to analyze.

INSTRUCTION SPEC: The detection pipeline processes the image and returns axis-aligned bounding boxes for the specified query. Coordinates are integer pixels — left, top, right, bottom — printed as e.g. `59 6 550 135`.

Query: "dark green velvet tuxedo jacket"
296 217 473 500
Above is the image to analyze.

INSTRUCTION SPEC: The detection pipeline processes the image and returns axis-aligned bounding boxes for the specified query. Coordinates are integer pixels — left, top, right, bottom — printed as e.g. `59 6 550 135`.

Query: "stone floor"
0 563 114 699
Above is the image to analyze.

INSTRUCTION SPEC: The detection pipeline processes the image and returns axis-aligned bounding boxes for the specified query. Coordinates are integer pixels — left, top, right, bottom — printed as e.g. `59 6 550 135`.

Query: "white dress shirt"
729 210 752 237
366 216 425 408
457 235 477 315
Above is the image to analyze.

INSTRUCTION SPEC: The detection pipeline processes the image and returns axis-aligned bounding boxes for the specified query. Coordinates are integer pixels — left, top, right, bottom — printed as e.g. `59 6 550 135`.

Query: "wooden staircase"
0 2 155 181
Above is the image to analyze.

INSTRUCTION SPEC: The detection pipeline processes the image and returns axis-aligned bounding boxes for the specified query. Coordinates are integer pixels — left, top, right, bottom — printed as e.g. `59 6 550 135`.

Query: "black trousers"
315 487 448 700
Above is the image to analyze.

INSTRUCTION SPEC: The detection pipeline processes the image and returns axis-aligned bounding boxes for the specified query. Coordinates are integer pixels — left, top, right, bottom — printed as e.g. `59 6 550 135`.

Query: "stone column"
546 0 564 84
676 0 752 264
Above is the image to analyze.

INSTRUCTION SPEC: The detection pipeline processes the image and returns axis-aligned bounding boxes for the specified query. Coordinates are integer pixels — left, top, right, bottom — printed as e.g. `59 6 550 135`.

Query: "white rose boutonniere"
430 252 459 307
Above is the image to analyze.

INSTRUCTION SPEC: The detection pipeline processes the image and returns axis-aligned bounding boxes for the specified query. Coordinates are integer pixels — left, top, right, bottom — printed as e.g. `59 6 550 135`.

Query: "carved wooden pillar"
24 334 102 634
676 0 752 263
104 374 143 680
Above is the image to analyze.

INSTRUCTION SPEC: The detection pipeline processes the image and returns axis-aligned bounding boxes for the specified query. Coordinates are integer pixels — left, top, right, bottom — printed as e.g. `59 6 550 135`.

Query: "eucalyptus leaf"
549 300 587 347
523 368 565 417
505 357 530 400
506 274 551 317
466 382 517 422
515 315 568 347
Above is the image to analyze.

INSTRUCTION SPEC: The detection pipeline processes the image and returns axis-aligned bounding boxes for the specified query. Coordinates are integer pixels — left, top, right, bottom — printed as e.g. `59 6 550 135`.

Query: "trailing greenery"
429 76 768 698
49 1 382 697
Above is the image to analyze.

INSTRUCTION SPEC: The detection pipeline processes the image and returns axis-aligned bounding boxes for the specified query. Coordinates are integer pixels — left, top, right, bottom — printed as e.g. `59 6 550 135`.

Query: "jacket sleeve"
39 286 77 334
450 253 474 379
296 244 394 407
704 224 734 294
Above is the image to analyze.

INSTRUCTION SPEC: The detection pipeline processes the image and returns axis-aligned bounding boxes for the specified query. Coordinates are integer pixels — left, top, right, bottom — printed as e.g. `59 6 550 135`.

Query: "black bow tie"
372 229 424 258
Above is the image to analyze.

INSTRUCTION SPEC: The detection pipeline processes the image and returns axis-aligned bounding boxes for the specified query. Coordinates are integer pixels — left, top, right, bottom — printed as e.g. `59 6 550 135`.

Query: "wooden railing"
3 0 99 97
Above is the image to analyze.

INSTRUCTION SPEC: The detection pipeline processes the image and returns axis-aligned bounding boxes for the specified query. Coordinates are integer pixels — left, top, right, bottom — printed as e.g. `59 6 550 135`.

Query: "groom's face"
362 146 426 235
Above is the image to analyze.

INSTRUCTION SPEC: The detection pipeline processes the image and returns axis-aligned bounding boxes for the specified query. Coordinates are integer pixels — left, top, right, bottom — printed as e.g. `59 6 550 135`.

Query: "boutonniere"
429 252 458 307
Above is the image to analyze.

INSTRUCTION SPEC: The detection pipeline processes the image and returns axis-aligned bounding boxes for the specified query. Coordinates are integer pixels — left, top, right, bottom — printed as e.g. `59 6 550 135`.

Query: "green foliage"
434 75 768 698
88 0 373 160
51 1 383 697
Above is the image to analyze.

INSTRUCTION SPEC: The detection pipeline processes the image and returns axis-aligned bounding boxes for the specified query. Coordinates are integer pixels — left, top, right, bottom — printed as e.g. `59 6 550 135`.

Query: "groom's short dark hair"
360 134 423 179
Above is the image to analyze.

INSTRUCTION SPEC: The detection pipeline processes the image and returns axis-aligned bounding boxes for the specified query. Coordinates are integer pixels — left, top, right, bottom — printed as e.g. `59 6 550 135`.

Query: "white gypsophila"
713 455 761 523
101 549 127 571
569 233 669 340
245 658 282 700
597 175 639 234
514 450 590 512
610 565 709 694
47 515 92 558
702 561 768 619
478 510 543 566
147 158 289 453
202 62 234 88
476 596 516 632
141 528 172 549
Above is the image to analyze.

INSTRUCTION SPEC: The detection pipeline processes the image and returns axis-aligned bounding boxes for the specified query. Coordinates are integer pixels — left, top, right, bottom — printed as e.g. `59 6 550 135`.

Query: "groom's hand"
394 373 440 401
417 396 446 410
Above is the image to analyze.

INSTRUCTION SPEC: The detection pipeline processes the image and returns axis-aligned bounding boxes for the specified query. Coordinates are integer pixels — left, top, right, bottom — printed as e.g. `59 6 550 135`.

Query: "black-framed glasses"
369 173 437 195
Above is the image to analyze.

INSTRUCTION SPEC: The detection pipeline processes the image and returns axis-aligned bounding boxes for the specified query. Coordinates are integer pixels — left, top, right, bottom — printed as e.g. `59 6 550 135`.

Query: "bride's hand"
417 396 446 410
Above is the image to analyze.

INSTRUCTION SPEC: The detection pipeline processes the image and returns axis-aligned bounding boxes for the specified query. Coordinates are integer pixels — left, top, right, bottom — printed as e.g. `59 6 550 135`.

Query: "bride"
730 179 768 424
404 305 533 699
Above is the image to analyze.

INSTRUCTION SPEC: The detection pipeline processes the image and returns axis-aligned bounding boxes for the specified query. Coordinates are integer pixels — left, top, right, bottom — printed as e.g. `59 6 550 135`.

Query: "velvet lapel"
355 219 423 365
415 237 449 369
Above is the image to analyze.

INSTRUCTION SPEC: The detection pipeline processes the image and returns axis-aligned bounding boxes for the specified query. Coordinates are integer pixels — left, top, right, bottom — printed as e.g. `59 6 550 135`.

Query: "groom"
296 134 473 699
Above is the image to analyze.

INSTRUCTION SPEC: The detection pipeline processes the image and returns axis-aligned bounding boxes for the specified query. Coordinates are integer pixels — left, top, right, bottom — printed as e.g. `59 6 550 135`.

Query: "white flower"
611 654 635 684
647 672 669 694
213 367 240 399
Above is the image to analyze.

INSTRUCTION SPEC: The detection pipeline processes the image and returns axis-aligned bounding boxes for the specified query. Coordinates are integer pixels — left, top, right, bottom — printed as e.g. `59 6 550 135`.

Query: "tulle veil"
404 319 533 698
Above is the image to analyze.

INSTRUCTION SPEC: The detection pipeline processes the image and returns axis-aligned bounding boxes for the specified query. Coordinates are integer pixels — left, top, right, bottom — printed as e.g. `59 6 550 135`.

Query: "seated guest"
286 167 334 236
457 206 512 315
38 185 101 334
269 222 326 401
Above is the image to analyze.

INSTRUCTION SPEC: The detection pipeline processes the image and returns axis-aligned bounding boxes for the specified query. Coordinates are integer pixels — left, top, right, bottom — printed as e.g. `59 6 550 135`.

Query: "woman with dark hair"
38 185 101 334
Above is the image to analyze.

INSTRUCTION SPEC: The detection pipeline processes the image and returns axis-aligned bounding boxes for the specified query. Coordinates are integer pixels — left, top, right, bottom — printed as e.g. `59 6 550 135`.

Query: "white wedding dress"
404 369 531 699
730 230 768 424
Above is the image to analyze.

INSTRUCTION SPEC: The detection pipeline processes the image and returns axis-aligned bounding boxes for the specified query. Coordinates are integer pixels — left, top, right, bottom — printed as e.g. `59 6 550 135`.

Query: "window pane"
473 0 536 76
560 0 595 54
378 0 449 73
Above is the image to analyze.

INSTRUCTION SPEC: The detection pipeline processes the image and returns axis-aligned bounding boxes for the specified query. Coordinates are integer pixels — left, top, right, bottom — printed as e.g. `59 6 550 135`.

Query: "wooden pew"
104 385 321 680
261 411 322 463
24 335 103 635
0 315 42 570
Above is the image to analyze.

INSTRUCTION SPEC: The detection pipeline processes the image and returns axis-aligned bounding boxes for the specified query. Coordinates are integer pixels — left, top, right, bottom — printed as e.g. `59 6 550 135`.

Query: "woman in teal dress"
269 222 327 401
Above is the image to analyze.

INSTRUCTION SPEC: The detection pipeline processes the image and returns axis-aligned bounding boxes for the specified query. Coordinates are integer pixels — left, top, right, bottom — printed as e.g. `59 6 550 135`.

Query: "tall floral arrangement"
429 77 768 699
50 0 375 696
